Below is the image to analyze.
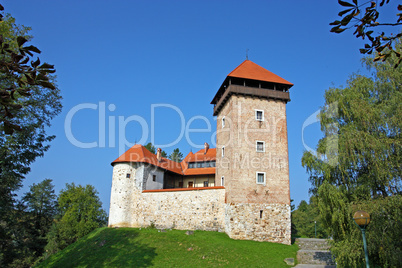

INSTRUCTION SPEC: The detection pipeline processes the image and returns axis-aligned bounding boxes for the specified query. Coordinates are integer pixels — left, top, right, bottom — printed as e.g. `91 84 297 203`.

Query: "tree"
302 40 401 266
0 9 61 267
291 198 328 239
1 4 57 133
45 183 107 256
302 41 401 197
144 142 167 157
330 0 402 67
168 148 183 162
21 179 57 258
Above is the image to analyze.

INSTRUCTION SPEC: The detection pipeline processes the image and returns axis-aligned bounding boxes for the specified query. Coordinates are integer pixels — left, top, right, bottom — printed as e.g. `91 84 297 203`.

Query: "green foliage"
37 227 298 268
302 40 402 197
0 9 61 267
291 198 329 239
330 0 402 67
168 148 183 162
0 179 57 267
144 142 156 154
302 40 402 267
0 4 57 133
318 184 402 267
21 179 57 260
143 142 167 157
45 183 107 257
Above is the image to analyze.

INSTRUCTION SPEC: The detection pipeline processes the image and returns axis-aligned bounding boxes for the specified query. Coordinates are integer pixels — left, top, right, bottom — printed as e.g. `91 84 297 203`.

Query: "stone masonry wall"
109 163 290 244
225 203 291 245
109 165 226 232
135 188 226 231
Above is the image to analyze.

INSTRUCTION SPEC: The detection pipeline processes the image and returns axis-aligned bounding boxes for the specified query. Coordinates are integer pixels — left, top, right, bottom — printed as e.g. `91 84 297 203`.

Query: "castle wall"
108 162 144 227
134 188 226 231
225 203 291 245
109 167 226 231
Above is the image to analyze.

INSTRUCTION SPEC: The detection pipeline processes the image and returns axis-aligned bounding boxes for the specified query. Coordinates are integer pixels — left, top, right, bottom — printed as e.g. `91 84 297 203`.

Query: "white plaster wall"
144 166 164 190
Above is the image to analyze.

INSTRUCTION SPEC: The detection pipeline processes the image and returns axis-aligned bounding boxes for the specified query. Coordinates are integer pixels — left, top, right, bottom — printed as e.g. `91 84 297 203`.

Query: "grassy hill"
36 227 298 267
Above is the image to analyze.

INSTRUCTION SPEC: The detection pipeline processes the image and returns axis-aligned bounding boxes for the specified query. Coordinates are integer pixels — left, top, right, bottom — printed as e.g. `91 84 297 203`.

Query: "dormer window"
255 110 264 121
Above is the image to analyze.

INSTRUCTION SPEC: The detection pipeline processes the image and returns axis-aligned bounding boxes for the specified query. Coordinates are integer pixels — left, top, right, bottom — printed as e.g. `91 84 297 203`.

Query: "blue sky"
3 0 380 212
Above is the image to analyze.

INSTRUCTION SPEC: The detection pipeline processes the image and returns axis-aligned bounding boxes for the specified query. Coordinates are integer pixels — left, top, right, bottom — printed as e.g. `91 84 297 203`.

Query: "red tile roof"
228 60 293 85
180 148 216 175
112 145 216 176
112 144 183 174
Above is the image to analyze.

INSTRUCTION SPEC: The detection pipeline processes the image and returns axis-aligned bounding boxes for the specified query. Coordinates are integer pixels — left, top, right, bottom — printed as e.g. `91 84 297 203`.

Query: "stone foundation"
225 203 291 245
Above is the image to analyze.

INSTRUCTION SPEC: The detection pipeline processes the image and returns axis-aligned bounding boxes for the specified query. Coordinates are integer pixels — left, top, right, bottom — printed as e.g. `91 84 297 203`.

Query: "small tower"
211 60 293 244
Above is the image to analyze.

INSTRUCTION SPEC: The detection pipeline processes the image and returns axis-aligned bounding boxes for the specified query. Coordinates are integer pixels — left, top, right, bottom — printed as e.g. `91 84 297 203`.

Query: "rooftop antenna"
246 48 249 60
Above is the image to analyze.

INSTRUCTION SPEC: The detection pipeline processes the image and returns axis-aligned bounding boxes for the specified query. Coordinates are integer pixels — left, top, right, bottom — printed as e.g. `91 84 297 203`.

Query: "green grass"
36 227 298 267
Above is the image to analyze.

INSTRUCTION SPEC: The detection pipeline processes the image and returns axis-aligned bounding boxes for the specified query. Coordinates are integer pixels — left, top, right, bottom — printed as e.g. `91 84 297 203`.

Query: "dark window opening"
256 110 263 121
188 161 216 168
126 173 131 178
257 141 264 152
260 210 263 219
153 175 156 182
204 181 209 187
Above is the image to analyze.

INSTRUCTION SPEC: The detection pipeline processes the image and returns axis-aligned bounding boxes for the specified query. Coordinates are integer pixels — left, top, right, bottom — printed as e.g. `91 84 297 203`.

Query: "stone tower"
211 60 293 244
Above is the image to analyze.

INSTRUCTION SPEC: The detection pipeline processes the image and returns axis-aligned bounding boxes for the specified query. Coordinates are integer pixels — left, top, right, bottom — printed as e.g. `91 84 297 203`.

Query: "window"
256 172 266 185
256 141 265 152
188 161 216 168
188 181 193 188
153 175 156 182
222 146 225 157
204 181 209 187
221 176 225 186
222 116 225 128
126 173 131 178
255 109 264 121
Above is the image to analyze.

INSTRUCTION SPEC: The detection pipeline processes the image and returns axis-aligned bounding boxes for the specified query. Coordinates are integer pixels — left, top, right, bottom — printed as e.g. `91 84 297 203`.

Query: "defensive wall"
109 162 291 245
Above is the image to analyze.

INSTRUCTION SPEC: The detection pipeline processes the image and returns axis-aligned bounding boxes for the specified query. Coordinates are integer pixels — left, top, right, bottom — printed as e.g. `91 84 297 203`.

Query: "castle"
108 60 293 245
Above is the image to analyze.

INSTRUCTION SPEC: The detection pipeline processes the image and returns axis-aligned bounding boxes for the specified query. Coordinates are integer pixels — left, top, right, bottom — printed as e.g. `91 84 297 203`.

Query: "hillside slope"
36 227 298 267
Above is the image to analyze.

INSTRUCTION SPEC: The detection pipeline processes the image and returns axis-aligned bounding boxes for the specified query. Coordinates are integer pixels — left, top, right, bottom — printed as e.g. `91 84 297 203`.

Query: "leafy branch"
0 4 56 134
330 0 402 67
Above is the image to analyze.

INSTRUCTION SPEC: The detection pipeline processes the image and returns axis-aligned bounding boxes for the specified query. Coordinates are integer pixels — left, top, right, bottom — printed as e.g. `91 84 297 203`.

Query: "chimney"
156 148 162 162
204 142 209 154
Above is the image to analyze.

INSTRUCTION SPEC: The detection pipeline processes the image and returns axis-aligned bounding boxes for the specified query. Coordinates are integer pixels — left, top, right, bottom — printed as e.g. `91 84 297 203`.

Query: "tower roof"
227 60 293 86
211 60 293 115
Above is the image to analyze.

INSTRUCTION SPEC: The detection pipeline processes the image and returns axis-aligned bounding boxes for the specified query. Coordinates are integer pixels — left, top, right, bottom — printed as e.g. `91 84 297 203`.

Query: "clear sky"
3 0 382 212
